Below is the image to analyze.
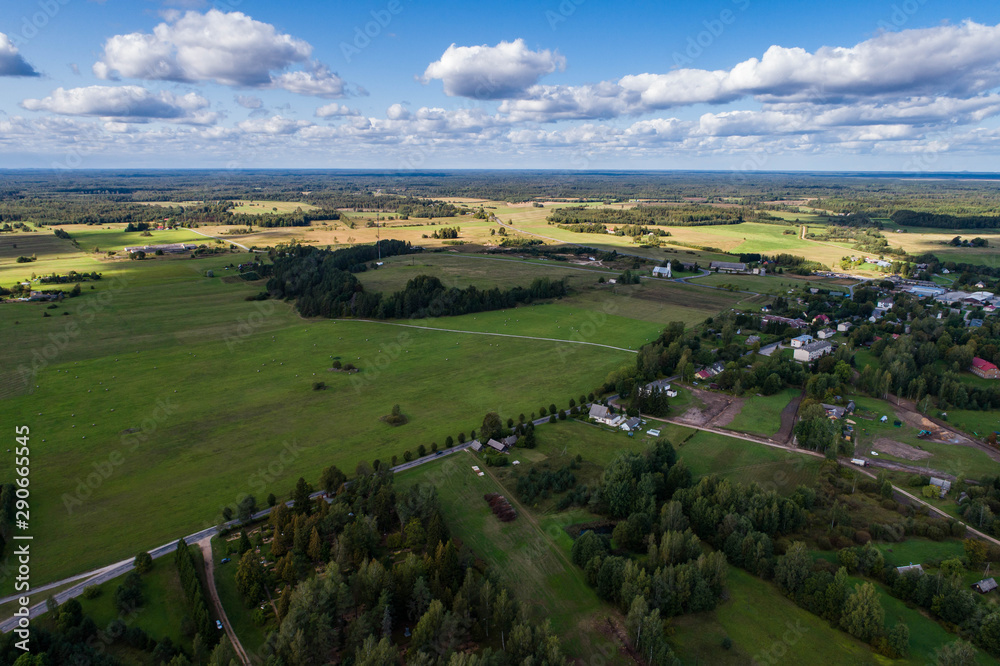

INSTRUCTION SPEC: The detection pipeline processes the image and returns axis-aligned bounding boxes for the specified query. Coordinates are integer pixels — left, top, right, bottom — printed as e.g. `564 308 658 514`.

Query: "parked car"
216 620 223 630
220 557 230 564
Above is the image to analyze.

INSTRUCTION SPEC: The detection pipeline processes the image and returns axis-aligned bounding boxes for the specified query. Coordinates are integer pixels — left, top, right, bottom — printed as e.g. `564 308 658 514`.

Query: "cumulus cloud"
0 33 39 77
21 86 217 124
93 10 347 96
422 39 565 99
235 95 263 109
315 103 360 118
237 115 312 134
499 21 1000 122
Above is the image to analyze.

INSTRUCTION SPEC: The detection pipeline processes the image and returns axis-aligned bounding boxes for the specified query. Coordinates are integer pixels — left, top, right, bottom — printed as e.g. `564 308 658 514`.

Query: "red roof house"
971 357 999 380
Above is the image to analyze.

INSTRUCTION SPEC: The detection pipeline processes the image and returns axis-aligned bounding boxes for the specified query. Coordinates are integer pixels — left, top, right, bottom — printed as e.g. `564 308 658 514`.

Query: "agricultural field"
228 200 318 215
691 271 849 295
0 230 646 591
676 430 823 492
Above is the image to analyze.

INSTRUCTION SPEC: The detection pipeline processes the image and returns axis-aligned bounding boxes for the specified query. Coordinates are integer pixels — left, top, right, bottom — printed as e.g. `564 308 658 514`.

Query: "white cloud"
235 95 263 109
21 86 218 124
422 39 565 99
386 103 410 120
236 115 312 135
93 10 347 97
315 103 360 118
0 33 39 77
500 20 1000 121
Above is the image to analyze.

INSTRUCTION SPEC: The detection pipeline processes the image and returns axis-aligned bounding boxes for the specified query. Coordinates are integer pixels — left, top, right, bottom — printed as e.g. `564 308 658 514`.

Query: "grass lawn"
871 538 967 567
724 388 801 438
676 430 823 493
211 537 273 658
692 271 841 295
74 554 194 656
395 452 632 664
0 236 647 592
669 567 879 665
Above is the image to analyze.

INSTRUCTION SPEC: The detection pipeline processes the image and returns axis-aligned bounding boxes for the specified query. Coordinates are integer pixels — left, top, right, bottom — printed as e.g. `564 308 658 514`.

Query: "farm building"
646 429 661 437
907 285 946 298
123 243 198 254
469 440 482 452
929 477 952 497
485 439 508 453
973 578 997 594
793 340 833 363
970 357 1000 379
745 335 761 345
710 261 747 273
790 334 814 349
896 564 924 576
620 417 642 432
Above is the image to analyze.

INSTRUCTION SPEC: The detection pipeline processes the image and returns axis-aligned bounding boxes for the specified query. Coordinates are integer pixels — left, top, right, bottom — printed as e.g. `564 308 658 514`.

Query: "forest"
265 243 569 320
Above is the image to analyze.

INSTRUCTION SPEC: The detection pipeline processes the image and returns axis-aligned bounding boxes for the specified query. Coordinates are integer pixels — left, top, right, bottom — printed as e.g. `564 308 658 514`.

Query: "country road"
646 414 1000 548
346 319 640 354
198 537 250 666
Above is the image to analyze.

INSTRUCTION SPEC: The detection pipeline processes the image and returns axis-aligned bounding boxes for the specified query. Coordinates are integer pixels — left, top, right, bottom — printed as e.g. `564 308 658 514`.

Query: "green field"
692 271 848 295
724 388 801 438
73 551 197 658
0 228 648 592
677 430 823 492
670 567 880 665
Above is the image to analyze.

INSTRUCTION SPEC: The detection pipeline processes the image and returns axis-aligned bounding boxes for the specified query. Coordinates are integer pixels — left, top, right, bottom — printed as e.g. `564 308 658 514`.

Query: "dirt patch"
872 437 933 461
673 386 745 428
893 407 969 445
775 391 804 444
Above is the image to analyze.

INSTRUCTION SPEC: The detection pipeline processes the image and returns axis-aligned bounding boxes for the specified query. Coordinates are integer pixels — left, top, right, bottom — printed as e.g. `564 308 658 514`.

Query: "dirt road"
775 391 804 444
197 537 251 666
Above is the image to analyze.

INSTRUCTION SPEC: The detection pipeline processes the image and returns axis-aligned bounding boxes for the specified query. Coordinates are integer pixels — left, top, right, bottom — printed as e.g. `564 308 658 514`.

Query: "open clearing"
724 388 802 439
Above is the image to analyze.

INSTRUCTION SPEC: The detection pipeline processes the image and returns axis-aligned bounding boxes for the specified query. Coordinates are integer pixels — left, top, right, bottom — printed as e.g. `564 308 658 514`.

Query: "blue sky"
2 0 1000 170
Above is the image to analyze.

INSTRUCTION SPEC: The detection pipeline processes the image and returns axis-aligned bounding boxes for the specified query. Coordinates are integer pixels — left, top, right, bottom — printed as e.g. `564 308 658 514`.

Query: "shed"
896 564 924 576
973 578 997 594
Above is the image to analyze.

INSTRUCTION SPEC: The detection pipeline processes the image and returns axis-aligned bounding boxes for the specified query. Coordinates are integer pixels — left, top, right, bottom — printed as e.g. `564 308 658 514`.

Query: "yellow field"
227 200 318 215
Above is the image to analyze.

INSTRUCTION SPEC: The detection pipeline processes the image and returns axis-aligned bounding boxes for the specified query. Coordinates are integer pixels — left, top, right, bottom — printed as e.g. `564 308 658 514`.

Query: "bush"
134 552 153 574
312 381 326 390
721 637 733 650
81 586 101 600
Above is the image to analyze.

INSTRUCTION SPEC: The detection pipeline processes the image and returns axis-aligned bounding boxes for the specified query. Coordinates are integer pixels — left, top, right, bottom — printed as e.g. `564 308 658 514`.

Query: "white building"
790 334 814 348
589 404 624 427
793 340 833 362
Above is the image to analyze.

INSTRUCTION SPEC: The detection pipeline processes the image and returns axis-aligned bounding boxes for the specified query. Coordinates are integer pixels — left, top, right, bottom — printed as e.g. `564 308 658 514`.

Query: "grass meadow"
0 227 651 592
724 388 801 438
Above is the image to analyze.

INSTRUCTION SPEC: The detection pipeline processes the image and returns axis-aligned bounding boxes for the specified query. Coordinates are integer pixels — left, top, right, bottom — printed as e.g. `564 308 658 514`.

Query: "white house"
793 340 833 362
589 404 623 427
817 328 836 340
837 322 853 333
790 334 814 348
620 417 642 432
